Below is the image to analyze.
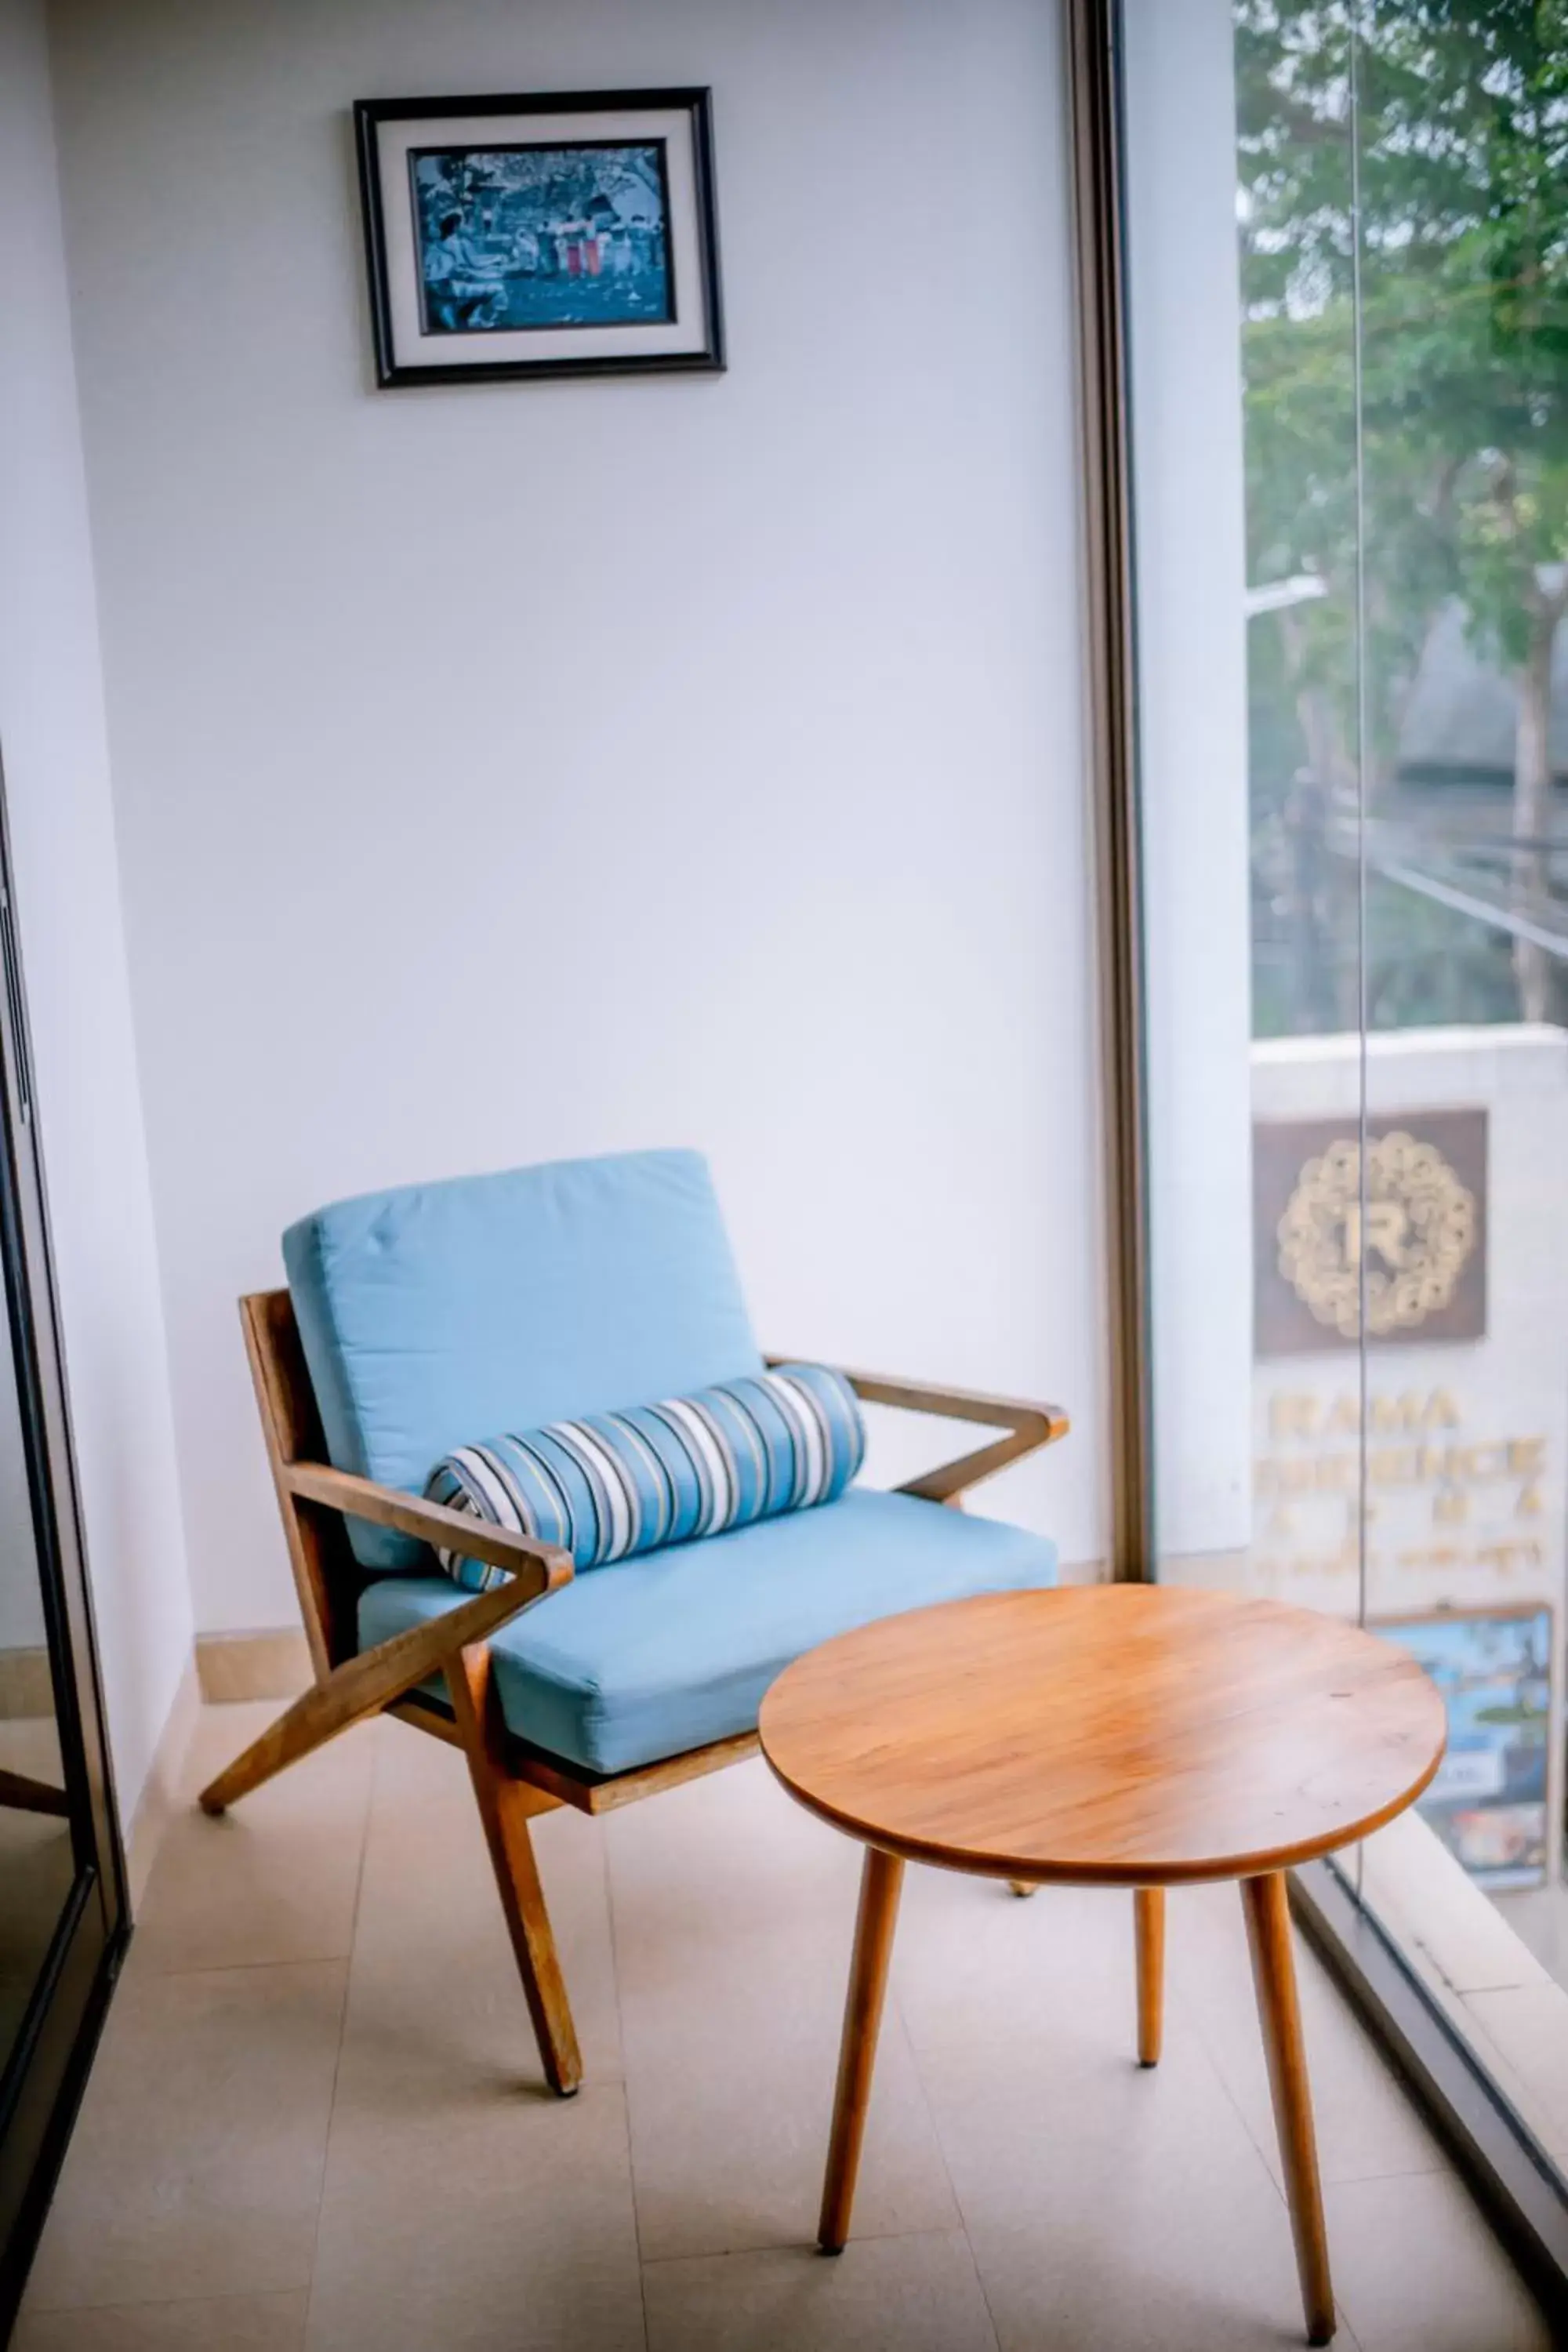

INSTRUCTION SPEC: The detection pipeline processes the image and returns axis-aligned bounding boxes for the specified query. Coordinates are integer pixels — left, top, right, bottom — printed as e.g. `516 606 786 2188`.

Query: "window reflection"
0 1315 72 2069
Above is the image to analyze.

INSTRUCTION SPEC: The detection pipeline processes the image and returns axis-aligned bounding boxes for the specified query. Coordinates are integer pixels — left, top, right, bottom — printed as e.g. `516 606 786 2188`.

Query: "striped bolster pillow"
424 1363 866 1592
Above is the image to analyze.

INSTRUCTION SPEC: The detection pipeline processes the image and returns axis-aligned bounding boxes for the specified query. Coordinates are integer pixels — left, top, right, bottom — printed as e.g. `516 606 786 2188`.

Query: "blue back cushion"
282 1150 762 1569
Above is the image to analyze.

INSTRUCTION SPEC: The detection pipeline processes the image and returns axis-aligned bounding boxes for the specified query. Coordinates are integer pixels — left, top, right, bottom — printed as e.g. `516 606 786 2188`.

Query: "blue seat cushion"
358 1487 1058 1776
283 1150 760 1570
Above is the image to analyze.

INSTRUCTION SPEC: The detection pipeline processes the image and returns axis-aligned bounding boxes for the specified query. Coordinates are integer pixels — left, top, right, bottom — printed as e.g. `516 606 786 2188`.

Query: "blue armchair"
201 1150 1065 2093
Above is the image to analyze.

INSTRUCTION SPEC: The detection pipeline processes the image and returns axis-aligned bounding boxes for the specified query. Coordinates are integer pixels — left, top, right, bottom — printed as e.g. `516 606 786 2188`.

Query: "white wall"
0 0 192 1802
49 0 1102 1632
1123 0 1255 1559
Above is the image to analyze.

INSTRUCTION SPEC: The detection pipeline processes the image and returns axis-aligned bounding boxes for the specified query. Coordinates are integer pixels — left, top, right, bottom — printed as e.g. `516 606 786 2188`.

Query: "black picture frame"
354 87 725 388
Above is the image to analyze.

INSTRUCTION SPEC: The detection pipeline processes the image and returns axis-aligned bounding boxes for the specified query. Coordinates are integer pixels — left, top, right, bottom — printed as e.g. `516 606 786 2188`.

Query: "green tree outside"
1237 0 1568 1032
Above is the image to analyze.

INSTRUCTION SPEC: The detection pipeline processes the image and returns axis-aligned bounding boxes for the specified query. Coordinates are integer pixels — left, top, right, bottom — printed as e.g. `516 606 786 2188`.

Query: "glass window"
1123 0 1568 2186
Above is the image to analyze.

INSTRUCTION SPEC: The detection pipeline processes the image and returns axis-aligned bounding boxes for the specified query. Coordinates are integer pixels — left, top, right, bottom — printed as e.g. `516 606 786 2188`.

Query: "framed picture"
354 87 724 387
1374 1605 1552 1890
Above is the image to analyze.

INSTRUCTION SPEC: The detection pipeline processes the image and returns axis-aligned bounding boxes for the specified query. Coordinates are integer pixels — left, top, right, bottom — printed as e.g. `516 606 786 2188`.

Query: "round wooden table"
758 1584 1446 2348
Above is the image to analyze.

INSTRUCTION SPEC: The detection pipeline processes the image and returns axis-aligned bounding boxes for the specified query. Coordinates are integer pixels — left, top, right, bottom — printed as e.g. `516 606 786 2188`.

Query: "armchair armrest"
285 1460 573 1599
200 1466 573 1817
765 1358 1068 1505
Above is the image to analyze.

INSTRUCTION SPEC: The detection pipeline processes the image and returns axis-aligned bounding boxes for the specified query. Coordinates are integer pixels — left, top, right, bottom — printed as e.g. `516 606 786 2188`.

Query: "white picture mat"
376 107 710 369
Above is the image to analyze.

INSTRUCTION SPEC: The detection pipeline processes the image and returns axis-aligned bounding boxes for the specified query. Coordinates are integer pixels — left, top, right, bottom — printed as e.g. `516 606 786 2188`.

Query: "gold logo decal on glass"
1276 1132 1477 1341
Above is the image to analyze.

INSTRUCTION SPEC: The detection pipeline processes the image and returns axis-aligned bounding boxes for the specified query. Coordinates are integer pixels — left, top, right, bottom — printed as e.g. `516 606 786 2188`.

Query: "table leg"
1241 1871 1334 2347
818 1845 905 2252
1134 1887 1164 2066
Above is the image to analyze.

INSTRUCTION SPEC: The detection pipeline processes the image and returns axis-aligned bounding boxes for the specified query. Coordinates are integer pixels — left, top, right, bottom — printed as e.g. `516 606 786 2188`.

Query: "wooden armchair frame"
0 1768 69 1819
201 1290 1069 2095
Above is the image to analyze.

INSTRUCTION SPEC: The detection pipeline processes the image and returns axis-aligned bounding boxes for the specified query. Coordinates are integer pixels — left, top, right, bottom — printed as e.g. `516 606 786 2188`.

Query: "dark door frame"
1063 0 1156 1594
0 752 129 2339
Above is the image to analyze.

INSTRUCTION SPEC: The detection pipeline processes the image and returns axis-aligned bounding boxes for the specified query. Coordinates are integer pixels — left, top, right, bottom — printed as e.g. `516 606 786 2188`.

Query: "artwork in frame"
1373 1605 1552 1891
354 88 724 387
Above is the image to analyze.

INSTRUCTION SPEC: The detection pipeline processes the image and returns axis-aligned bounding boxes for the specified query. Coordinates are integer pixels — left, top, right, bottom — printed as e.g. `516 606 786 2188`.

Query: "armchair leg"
199 1664 379 1815
445 1646 583 2097
198 1584 554 1817
0 1766 70 1818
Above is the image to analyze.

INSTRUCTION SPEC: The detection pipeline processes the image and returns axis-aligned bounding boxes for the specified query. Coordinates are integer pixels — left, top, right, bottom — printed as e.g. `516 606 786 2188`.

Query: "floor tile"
13 2289 308 2349
129 1704 375 1974
895 1871 1342 2347
365 1710 466 1808
24 1962 347 2310
303 1745 643 2352
1325 2170 1551 2351
1168 1880 1446 2187
351 1726 622 2092
967 2213 1358 2352
642 2230 997 2352
891 1864 1145 2078
607 1762 960 2260
307 2080 644 2351
927 2032 1335 2347
23 1704 1544 2349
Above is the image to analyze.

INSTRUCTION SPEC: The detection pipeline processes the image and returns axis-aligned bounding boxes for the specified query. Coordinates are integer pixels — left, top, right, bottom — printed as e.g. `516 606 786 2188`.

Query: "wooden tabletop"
758 1585 1446 1886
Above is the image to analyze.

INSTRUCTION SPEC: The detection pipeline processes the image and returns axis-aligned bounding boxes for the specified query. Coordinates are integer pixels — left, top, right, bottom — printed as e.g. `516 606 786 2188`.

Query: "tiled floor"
16 1701 1552 2350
